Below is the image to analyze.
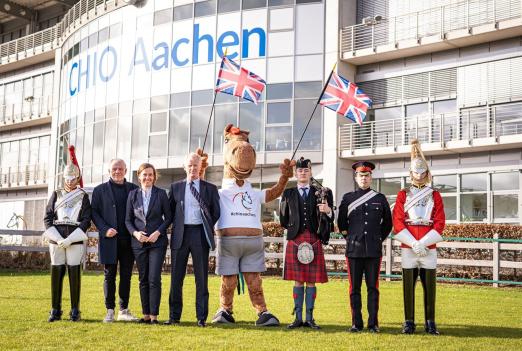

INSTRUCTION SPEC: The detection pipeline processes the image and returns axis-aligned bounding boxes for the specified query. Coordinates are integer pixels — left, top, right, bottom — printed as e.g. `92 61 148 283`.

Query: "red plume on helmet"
68 145 83 188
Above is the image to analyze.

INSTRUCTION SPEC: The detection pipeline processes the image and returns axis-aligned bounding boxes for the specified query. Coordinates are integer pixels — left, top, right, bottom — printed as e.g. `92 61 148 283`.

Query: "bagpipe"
311 177 335 245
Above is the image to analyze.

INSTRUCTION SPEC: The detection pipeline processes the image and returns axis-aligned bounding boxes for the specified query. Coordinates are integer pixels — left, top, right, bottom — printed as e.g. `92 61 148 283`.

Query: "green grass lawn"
0 271 521 350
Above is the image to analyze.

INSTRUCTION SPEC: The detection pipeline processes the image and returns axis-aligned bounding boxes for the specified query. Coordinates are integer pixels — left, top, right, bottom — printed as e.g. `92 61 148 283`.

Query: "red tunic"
392 189 445 249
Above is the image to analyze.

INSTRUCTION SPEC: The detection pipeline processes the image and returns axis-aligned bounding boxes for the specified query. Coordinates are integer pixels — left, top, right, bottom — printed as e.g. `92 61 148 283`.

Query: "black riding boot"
68 265 82 322
48 265 66 322
420 268 439 335
401 268 418 334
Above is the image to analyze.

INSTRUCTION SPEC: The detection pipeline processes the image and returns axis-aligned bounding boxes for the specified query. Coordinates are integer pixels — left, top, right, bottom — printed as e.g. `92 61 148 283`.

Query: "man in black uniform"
337 161 392 333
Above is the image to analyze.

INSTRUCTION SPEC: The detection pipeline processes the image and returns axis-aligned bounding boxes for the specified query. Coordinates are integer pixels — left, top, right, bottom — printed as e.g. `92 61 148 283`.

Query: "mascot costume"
203 124 295 326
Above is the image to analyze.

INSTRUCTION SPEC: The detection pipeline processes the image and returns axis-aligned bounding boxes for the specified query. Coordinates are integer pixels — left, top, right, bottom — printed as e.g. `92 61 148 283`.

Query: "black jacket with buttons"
337 188 392 258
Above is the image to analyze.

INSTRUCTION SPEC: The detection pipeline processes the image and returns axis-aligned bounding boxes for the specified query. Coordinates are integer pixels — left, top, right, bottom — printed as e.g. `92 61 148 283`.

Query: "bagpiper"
43 146 92 322
392 140 445 335
279 157 334 330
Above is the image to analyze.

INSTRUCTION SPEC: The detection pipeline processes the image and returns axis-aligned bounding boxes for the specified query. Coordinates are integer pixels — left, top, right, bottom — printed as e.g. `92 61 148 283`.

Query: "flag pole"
202 48 229 152
290 62 337 161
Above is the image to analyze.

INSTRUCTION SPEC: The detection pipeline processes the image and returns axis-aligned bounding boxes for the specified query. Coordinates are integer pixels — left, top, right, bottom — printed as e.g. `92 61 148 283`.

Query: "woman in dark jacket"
125 163 172 324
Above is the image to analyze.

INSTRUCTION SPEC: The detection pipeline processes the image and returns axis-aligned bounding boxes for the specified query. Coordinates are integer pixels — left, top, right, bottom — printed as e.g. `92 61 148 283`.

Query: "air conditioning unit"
122 0 148 8
362 17 374 25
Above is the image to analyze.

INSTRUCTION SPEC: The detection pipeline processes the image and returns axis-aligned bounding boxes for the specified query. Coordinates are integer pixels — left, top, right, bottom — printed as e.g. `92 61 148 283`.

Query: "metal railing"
339 103 522 151
341 0 522 53
0 0 123 63
0 164 48 188
0 96 53 124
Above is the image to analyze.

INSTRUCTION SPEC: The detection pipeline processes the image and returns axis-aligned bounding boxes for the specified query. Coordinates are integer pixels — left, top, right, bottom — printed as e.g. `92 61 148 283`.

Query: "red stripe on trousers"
346 258 354 325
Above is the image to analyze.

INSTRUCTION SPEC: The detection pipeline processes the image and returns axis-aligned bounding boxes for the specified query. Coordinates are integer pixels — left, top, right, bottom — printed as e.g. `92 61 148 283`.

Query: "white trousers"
49 243 85 266
401 248 437 269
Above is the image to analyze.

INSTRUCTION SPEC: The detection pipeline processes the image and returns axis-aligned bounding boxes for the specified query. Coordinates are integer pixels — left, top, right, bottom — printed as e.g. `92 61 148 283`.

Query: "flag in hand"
215 56 266 104
319 72 372 126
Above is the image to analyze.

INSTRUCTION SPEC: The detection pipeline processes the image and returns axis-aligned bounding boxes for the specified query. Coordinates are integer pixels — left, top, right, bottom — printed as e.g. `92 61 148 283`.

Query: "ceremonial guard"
392 140 445 335
337 161 392 333
43 146 92 322
279 157 334 330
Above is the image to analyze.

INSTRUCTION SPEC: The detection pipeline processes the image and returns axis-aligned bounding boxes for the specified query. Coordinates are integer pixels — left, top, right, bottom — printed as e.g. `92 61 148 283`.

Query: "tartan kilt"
284 230 328 283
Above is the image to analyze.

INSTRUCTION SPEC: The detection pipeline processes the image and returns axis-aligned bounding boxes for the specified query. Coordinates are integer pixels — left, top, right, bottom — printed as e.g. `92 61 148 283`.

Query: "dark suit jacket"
91 180 138 264
125 186 172 249
168 179 220 250
279 185 334 240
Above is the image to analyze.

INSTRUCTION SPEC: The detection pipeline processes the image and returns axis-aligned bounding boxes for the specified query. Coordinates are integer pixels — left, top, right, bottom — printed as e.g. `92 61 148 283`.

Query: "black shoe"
287 319 303 329
69 308 81 322
212 309 235 324
368 326 380 333
164 319 180 325
402 320 416 334
138 318 151 324
150 320 159 325
48 309 62 322
197 320 206 327
303 320 321 330
425 320 440 335
255 311 280 327
349 325 363 333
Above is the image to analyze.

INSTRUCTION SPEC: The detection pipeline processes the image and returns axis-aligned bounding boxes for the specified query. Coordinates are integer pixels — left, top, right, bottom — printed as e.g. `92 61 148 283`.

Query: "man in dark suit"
91 159 138 323
337 161 393 333
165 152 220 327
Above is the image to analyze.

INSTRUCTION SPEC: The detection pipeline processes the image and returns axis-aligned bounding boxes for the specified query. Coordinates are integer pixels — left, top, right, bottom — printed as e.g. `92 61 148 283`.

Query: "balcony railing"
0 96 53 125
0 164 48 188
341 0 522 54
339 103 522 152
0 0 123 64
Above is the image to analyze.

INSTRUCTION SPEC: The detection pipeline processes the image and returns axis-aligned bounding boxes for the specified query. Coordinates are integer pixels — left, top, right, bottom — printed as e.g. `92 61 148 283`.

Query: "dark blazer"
91 180 138 264
279 185 334 240
337 188 392 258
44 189 92 238
168 180 220 250
125 186 172 249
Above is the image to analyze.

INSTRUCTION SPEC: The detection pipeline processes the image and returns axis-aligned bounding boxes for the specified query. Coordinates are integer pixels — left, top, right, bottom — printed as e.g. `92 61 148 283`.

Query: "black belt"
184 224 203 228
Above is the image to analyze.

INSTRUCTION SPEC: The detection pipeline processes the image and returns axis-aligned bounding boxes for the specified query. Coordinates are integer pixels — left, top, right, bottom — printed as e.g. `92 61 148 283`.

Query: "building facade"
0 0 520 232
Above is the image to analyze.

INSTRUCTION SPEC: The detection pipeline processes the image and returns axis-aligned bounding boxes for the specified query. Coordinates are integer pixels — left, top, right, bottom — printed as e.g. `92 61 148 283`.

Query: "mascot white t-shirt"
217 178 267 230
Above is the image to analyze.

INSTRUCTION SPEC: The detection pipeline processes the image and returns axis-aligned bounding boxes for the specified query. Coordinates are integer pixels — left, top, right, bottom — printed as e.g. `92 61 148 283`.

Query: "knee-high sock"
420 268 436 322
220 275 237 312
402 268 419 321
305 286 317 322
243 272 267 314
292 286 304 321
50 265 66 311
68 265 82 310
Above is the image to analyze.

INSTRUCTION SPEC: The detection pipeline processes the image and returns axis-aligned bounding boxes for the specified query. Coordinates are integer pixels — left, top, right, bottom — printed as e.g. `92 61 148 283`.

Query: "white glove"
412 241 427 257
58 228 88 248
43 227 63 243
419 229 443 247
394 229 417 247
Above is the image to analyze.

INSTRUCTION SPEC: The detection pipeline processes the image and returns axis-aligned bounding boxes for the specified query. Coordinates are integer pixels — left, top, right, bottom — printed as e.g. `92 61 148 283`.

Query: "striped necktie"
189 181 211 219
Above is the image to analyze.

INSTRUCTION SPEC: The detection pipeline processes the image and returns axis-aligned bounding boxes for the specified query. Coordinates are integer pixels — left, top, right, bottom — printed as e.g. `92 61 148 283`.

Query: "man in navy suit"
91 159 138 323
165 152 220 327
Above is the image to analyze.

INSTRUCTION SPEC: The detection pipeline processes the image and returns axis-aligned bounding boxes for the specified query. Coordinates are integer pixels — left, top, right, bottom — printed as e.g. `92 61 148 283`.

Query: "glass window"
171 92 190 108
190 106 212 150
461 194 487 222
174 4 193 21
169 109 190 156
296 0 321 3
133 98 150 114
405 103 429 117
218 0 241 13
149 135 168 157
269 0 293 6
98 27 109 43
80 38 88 52
265 126 291 151
154 9 173 26
106 104 118 119
243 0 267 10
192 90 213 106
461 173 487 192
109 23 122 38
492 172 519 191
131 114 149 159
150 112 168 133
293 99 321 150
267 83 292 100
93 122 105 166
380 178 401 196
117 115 132 157
267 102 291 124
214 104 238 153
151 95 169 111
294 81 322 99
88 33 97 48
216 93 237 104
441 196 456 221
239 103 264 151
374 107 401 121
493 194 518 219
104 119 117 163
433 99 456 115
195 0 216 17
136 14 153 29
433 174 457 193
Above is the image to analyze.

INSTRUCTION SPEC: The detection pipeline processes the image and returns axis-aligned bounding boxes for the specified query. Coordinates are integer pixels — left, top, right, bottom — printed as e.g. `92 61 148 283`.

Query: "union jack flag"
319 72 372 126
215 56 266 104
